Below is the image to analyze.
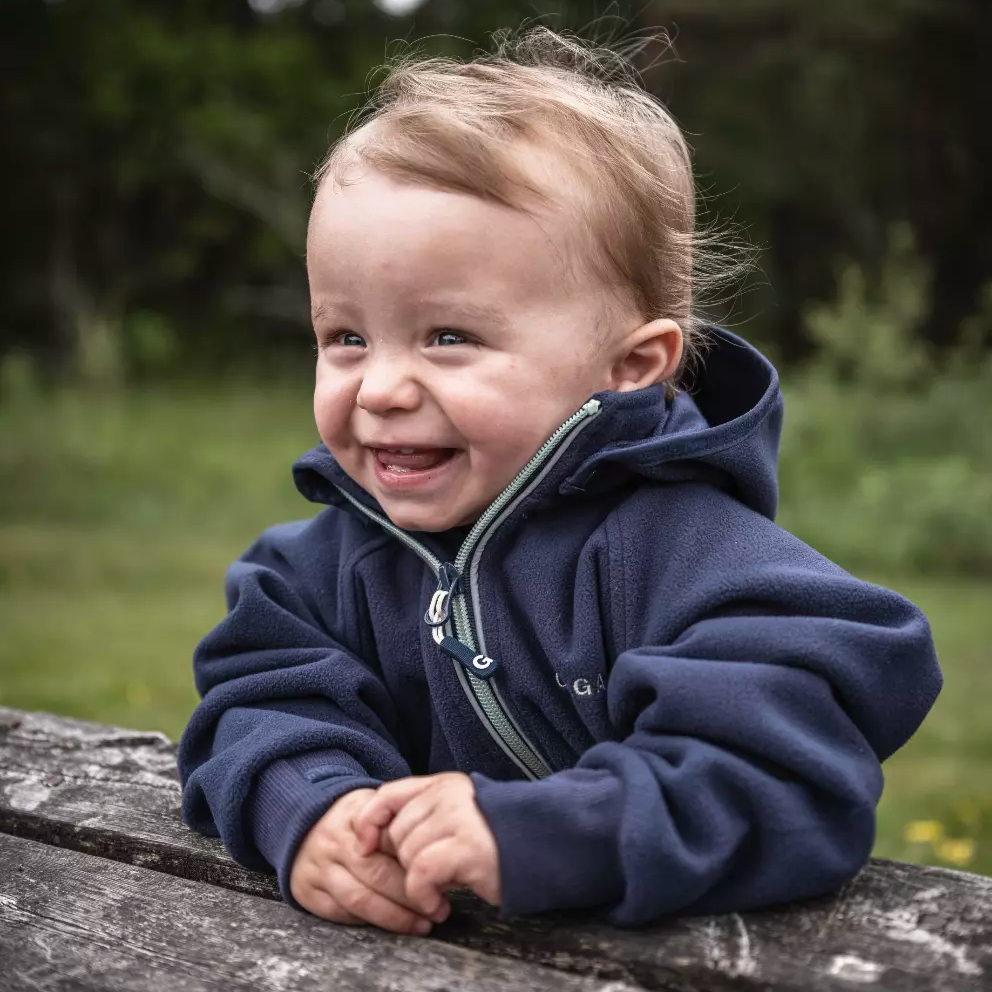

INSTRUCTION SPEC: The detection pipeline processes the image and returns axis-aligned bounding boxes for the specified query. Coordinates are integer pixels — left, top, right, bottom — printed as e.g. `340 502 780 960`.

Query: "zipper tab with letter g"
424 563 500 679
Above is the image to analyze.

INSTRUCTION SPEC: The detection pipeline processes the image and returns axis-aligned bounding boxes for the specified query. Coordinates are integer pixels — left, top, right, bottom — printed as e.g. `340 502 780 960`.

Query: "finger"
353 777 438 856
349 849 451 922
354 822 380 859
386 791 440 854
328 863 434 936
393 812 450 871
405 840 459 916
378 827 399 857
350 796 383 858
297 881 365 926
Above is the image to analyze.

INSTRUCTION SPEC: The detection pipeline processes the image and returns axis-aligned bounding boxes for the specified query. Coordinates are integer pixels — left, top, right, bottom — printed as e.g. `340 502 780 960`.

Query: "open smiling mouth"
371 447 459 474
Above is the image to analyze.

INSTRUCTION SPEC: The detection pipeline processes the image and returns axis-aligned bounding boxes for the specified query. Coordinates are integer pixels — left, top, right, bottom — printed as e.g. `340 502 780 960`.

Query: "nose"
355 349 421 414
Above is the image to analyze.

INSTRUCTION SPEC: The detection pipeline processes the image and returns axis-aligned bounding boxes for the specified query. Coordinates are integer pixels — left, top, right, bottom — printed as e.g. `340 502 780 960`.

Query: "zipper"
335 397 602 780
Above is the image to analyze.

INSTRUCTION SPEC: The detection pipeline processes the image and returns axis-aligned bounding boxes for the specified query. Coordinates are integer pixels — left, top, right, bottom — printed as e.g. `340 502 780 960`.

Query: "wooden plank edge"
2 832 638 992
2 705 989 992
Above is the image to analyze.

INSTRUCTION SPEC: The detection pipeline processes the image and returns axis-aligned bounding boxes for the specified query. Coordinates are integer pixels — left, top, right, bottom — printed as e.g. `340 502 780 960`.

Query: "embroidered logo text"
555 671 607 697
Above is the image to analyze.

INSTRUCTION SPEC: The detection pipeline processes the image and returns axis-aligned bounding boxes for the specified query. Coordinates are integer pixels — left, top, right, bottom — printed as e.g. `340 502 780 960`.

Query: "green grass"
0 383 989 876
0 382 320 736
865 576 991 873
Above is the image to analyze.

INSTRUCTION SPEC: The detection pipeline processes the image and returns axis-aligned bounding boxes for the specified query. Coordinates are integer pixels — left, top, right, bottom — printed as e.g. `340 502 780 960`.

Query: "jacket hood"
564 326 783 519
293 326 784 524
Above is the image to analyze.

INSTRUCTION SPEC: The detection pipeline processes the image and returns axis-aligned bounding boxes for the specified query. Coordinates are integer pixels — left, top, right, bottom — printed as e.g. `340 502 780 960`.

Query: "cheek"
450 393 562 469
437 350 602 467
313 369 358 444
438 375 529 444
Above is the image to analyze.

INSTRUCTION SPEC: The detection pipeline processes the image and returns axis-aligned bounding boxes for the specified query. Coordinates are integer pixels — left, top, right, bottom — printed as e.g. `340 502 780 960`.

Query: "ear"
608 318 683 392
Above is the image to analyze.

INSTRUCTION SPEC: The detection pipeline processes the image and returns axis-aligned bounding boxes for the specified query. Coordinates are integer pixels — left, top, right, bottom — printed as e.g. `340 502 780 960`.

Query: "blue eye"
332 331 366 348
432 330 467 346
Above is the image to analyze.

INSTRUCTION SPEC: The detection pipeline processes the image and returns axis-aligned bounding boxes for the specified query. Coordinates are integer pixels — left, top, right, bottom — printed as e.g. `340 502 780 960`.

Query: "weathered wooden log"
2 706 990 991
0 706 278 899
0 832 631 992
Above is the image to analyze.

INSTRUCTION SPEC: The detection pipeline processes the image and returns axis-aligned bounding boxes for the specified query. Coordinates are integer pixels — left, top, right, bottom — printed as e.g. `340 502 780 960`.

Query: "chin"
381 499 480 533
382 504 459 533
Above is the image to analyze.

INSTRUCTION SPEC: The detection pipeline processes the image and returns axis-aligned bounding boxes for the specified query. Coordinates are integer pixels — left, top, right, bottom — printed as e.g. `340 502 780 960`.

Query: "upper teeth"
386 448 417 454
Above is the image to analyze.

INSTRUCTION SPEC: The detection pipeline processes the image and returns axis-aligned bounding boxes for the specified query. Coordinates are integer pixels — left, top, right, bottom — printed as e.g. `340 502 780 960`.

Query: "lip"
368 447 464 493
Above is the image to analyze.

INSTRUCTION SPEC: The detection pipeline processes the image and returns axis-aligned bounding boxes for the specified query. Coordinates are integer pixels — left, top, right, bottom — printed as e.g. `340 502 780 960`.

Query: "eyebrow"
310 299 509 328
435 301 509 328
310 299 346 325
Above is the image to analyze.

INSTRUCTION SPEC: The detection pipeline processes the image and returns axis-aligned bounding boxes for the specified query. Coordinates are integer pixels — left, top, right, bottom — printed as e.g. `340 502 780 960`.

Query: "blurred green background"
0 0 989 877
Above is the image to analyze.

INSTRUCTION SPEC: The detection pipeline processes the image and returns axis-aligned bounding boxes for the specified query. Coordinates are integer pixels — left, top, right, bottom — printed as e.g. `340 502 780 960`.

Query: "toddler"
177 27 941 935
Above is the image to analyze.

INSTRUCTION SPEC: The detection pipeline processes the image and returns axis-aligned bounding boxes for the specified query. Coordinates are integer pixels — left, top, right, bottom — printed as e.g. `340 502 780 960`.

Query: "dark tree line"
1 0 989 381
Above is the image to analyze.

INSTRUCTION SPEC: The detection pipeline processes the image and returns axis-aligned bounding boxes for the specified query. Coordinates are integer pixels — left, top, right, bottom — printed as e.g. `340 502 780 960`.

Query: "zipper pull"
423 562 460 640
423 563 500 679
437 635 500 680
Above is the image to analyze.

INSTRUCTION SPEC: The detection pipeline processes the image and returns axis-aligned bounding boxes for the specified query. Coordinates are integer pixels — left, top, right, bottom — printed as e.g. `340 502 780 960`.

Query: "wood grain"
2 706 990 991
0 832 633 992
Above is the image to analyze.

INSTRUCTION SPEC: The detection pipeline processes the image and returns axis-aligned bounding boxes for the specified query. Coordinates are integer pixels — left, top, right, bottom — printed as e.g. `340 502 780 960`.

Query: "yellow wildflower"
936 838 975 867
903 820 944 845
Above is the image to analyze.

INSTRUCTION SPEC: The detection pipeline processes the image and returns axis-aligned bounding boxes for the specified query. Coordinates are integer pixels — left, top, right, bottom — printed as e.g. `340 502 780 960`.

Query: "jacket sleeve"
470 484 942 925
177 514 412 905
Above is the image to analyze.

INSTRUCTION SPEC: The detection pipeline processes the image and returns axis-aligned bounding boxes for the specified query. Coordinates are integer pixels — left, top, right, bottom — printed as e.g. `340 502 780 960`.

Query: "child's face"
307 163 629 532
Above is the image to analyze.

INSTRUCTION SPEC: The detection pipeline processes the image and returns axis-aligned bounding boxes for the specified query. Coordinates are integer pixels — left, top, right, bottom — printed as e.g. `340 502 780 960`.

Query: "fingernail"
414 920 432 935
432 903 450 924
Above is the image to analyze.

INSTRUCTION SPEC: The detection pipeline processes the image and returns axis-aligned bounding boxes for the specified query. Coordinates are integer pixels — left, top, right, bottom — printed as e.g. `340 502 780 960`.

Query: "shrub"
777 228 992 576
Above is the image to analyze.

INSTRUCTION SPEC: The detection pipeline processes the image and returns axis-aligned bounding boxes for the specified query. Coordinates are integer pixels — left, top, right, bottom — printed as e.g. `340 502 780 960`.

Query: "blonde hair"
313 25 749 385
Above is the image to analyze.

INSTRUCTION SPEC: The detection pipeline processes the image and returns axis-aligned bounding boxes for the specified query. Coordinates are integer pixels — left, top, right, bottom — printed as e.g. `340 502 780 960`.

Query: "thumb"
352 776 437 856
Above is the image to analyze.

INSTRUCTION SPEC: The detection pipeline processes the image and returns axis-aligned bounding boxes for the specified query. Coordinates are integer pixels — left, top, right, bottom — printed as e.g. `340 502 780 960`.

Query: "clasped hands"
289 771 500 935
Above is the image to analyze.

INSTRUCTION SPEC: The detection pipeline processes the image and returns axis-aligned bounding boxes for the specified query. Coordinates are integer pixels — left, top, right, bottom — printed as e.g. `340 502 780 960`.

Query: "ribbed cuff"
470 767 625 917
248 749 381 908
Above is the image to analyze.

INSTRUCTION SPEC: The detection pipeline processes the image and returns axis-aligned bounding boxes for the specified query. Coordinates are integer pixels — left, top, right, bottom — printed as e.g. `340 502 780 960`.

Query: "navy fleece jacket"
177 327 941 926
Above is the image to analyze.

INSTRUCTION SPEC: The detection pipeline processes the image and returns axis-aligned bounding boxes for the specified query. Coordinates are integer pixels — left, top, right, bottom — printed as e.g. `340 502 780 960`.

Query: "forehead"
306 161 596 309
